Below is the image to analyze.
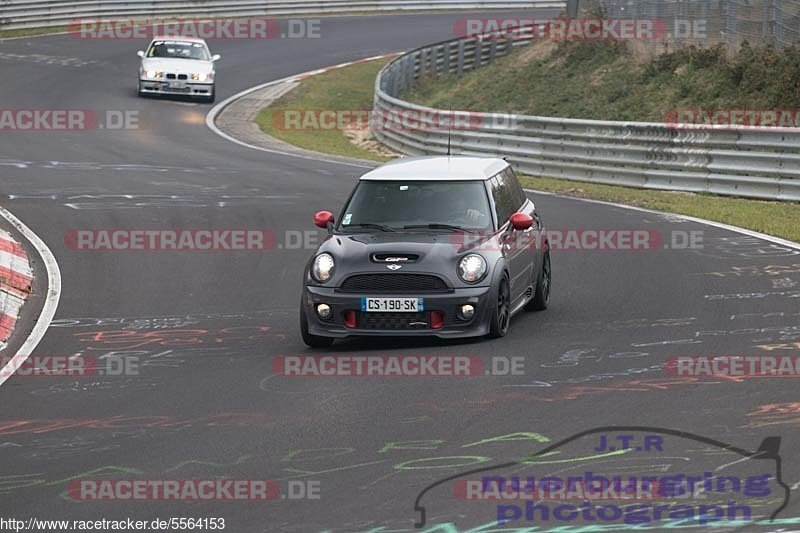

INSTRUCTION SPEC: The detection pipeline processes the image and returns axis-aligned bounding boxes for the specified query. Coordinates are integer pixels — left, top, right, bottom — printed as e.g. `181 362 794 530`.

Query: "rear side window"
503 167 527 209
489 167 526 225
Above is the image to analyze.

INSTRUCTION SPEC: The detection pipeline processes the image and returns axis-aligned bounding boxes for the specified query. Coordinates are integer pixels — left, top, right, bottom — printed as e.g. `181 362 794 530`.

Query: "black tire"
300 305 334 348
488 275 511 338
526 250 551 311
137 81 145 98
204 86 216 104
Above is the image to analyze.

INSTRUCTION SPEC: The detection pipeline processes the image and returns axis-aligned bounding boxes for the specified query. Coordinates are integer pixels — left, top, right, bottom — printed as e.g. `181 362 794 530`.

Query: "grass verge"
521 176 800 242
253 57 800 243
254 59 391 162
407 40 800 122
0 26 68 39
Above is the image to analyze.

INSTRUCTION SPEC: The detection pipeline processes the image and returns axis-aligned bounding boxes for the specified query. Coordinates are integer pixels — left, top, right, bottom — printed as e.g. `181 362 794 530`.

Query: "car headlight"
458 254 487 283
192 72 211 81
311 253 335 283
145 70 161 79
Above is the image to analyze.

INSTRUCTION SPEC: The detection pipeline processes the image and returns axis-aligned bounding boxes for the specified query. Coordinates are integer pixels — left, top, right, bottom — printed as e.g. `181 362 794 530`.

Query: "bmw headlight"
458 254 487 283
311 253 335 283
192 72 211 81
145 70 161 79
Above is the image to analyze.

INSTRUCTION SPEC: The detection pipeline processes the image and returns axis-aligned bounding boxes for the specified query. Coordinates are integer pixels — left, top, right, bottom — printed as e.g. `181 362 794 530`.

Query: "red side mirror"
314 210 334 229
509 212 533 231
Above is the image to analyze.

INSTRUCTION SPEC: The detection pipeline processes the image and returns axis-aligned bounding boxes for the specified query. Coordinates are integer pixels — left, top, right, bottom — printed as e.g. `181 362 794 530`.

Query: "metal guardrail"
0 1 565 30
372 30 800 201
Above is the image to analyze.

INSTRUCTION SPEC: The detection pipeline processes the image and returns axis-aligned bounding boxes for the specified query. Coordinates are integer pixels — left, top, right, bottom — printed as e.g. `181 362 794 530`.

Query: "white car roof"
359 156 509 181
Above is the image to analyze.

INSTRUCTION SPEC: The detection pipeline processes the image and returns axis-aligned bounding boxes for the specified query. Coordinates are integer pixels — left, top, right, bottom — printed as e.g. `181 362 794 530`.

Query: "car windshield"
338 180 493 232
147 41 210 60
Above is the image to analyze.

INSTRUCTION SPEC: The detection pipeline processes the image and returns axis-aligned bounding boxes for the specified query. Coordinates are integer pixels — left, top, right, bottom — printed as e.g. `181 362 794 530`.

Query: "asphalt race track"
1 10 800 532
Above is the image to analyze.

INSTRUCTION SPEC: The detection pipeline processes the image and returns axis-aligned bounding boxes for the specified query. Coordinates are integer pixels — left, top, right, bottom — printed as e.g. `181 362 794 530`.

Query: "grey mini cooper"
300 156 551 347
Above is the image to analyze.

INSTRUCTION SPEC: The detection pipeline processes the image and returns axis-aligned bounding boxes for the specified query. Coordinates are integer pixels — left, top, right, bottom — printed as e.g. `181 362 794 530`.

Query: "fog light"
316 303 332 319
459 304 475 320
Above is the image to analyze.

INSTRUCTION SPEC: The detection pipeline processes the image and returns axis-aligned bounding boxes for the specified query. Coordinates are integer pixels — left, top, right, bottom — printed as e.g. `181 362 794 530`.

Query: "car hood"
314 231 500 286
140 58 213 74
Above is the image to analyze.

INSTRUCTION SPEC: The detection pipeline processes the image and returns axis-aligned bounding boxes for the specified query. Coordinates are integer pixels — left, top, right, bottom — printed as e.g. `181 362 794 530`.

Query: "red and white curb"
0 228 32 349
0 206 60 387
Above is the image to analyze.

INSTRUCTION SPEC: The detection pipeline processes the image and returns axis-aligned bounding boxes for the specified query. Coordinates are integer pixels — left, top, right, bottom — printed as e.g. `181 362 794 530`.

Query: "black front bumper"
302 285 494 339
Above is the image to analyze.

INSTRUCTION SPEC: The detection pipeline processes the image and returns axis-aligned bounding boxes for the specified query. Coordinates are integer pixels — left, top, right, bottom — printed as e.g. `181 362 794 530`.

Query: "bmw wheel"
204 85 216 104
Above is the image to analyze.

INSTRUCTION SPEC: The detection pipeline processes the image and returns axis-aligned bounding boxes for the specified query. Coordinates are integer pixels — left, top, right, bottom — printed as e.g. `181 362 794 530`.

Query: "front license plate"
361 297 423 312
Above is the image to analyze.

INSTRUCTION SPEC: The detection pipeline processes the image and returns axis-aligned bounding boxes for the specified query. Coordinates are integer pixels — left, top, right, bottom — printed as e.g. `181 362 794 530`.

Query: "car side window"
503 167 527 210
489 173 516 226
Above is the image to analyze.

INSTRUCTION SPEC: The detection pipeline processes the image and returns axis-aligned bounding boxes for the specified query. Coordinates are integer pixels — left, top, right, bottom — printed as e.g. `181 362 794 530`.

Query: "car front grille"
358 312 430 330
339 274 449 293
165 74 188 80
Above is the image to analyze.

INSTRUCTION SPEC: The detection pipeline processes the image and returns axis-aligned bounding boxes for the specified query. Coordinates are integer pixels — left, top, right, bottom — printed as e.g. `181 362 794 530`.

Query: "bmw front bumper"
139 79 214 96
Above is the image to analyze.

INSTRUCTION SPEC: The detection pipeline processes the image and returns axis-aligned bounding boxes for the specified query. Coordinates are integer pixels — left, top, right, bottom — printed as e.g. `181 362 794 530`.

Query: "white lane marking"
205 56 401 169
524 188 800 250
0 207 61 387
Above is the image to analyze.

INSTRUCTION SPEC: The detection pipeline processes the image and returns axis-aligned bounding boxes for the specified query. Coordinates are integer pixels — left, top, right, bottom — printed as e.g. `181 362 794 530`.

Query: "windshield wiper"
343 223 396 232
403 224 477 233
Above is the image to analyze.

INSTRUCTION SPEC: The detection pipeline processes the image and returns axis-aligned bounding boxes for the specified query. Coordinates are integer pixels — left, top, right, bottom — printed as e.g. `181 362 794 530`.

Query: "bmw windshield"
147 41 210 60
338 180 493 232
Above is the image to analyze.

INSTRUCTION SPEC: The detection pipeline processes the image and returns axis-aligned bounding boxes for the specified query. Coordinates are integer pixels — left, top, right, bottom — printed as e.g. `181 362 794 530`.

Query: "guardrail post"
488 39 498 63
443 42 452 73
402 55 414 92
456 40 465 74
725 1 737 50
774 0 784 48
473 38 483 70
566 0 579 18
698 0 710 47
